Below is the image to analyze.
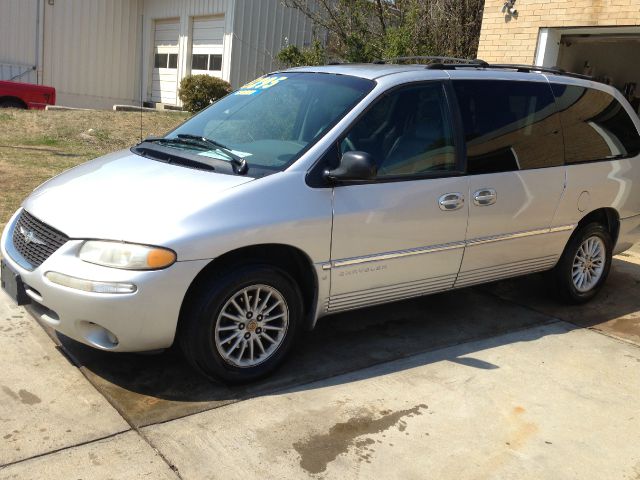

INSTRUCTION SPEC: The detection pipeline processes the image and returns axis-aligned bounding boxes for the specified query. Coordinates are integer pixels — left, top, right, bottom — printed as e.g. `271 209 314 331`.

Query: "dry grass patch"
0 108 189 230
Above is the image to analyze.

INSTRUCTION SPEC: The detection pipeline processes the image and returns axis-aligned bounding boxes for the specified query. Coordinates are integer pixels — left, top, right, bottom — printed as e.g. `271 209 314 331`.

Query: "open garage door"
536 27 640 118
151 19 179 105
190 16 225 79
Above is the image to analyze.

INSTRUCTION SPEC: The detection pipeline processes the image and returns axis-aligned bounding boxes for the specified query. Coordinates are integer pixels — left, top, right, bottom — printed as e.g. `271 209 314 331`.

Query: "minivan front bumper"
1 209 209 352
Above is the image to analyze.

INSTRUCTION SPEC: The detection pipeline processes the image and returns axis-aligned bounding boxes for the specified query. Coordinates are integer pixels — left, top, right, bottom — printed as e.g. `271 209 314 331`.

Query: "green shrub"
178 75 232 113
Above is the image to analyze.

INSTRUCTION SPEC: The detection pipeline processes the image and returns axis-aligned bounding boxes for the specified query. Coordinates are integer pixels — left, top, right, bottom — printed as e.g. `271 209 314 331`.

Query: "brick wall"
477 0 640 64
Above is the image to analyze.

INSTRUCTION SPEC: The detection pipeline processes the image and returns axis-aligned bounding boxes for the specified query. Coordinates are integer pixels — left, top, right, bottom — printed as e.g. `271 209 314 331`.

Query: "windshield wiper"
176 134 248 174
144 135 248 175
178 134 249 174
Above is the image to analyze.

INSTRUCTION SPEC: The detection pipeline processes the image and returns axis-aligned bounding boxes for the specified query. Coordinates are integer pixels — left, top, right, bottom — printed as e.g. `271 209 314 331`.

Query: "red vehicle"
0 80 56 109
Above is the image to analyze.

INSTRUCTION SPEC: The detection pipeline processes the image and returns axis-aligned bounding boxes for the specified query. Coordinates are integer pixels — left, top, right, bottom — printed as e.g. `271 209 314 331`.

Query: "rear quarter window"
550 84 640 163
453 80 564 174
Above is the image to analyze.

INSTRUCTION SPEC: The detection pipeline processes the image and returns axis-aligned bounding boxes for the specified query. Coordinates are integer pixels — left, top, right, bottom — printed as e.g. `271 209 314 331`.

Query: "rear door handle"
473 188 497 206
438 193 464 211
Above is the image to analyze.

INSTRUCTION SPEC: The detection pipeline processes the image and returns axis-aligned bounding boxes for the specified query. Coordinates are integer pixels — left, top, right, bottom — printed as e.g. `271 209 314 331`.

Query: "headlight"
79 241 177 270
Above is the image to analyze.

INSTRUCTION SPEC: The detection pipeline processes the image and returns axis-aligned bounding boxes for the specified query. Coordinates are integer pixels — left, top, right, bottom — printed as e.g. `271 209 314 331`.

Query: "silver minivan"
3 62 640 382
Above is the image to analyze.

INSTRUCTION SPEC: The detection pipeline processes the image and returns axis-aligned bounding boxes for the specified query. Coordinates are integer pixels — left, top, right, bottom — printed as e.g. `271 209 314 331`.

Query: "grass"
0 108 189 231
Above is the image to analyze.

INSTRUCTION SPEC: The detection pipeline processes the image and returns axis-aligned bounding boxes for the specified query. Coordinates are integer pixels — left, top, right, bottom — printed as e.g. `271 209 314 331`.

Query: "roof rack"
376 56 488 66
366 57 595 83
427 62 594 81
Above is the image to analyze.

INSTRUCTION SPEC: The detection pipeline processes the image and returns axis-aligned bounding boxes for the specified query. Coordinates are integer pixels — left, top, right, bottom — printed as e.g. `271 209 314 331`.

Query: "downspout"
35 0 45 84
225 0 237 86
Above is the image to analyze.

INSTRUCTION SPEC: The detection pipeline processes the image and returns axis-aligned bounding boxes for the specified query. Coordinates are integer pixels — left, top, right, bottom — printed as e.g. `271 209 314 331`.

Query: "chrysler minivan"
2 61 640 382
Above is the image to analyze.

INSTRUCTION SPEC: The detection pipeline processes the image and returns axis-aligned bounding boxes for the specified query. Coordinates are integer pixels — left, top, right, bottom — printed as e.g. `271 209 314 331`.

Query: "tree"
277 40 327 67
279 0 485 66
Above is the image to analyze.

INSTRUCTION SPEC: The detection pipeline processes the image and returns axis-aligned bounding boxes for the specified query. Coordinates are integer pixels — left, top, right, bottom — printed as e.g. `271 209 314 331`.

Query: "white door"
191 16 225 79
328 80 469 313
152 19 179 104
450 77 568 288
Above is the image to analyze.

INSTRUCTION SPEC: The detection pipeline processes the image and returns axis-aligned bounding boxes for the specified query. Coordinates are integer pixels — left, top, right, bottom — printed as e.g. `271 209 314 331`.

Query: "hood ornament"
19 225 46 246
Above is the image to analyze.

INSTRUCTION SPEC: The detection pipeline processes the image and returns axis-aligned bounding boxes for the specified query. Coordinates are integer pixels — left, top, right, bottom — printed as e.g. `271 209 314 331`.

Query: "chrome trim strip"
331 241 466 269
466 224 575 247
328 224 576 269
465 227 550 246
548 224 577 233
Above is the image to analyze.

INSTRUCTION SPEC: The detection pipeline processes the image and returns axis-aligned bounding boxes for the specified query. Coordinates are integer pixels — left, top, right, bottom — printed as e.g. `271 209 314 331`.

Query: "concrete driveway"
1 249 640 479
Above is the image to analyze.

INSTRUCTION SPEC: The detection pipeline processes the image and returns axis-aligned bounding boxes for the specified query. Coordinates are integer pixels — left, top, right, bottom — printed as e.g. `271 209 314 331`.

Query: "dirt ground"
0 108 188 231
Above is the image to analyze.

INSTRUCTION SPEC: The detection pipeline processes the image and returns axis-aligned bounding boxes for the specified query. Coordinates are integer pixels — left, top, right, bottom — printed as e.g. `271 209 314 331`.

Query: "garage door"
152 19 179 104
190 16 225 78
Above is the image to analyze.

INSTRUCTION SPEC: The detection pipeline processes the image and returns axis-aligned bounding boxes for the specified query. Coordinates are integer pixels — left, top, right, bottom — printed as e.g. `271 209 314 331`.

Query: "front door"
449 78 567 288
328 81 469 313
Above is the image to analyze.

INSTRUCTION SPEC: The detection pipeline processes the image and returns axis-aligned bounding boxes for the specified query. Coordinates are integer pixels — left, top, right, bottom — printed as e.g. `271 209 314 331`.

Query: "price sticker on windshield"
235 76 287 95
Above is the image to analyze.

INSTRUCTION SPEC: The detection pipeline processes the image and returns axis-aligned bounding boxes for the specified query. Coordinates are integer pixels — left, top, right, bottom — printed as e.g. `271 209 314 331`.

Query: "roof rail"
484 64 593 81
431 62 594 81
378 56 488 66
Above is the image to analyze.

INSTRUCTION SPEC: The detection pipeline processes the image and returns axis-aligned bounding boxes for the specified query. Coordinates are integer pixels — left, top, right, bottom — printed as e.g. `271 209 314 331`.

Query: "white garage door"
152 19 179 104
191 16 225 78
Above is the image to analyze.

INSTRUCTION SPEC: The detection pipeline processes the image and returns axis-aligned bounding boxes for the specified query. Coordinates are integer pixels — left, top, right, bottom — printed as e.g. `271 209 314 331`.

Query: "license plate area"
1 259 30 305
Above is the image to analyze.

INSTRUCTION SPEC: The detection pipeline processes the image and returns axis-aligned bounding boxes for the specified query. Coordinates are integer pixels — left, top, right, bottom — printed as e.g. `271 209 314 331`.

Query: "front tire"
553 222 612 304
179 265 303 383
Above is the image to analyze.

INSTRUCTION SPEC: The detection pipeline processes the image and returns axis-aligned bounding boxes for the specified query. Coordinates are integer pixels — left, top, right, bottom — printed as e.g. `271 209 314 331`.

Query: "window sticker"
234 76 287 95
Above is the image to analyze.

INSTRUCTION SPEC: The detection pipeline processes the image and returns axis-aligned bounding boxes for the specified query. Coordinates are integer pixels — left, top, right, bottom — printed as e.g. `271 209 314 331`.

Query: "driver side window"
340 82 457 177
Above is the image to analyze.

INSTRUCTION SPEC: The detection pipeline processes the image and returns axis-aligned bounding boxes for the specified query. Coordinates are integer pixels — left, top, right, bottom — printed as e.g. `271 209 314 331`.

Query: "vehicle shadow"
483 255 640 341
48 255 640 427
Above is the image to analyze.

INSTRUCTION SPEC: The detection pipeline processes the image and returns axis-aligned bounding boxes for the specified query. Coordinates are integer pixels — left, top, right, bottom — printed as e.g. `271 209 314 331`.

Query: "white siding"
42 0 142 109
230 0 314 88
0 0 39 83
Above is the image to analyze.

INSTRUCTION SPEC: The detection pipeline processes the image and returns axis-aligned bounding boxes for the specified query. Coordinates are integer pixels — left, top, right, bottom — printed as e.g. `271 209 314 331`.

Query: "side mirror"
324 151 377 183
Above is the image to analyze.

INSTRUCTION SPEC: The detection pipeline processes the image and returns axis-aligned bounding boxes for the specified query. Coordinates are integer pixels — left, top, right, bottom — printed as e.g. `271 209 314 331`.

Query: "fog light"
79 321 119 349
45 272 136 294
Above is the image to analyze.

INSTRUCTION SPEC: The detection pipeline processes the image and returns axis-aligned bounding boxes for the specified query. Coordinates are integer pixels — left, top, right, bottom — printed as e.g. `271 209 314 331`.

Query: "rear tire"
0 98 27 109
179 264 303 383
552 222 612 304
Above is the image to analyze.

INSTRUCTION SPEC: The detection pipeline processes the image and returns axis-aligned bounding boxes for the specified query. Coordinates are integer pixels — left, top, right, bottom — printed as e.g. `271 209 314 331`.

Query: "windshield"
166 72 375 176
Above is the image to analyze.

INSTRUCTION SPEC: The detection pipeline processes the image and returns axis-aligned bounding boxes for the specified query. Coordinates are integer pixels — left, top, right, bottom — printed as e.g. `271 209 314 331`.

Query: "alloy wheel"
572 236 606 292
213 284 289 368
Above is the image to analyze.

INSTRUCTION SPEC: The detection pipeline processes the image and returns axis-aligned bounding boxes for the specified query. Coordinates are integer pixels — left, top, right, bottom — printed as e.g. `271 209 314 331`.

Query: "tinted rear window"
453 80 564 174
551 84 640 163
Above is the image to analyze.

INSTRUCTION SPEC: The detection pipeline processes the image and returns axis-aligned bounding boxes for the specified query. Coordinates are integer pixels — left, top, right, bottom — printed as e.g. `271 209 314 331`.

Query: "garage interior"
536 26 640 118
558 33 640 115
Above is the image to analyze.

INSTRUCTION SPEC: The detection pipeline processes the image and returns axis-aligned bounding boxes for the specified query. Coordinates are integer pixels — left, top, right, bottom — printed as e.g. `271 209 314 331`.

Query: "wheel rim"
214 284 289 368
572 236 606 293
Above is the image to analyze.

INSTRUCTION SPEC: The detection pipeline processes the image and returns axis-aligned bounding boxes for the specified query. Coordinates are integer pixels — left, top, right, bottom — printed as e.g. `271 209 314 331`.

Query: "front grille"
12 210 69 269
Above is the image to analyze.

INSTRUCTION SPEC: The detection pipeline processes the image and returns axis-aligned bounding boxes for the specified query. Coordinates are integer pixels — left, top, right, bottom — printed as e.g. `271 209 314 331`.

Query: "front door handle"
438 192 464 211
473 188 497 206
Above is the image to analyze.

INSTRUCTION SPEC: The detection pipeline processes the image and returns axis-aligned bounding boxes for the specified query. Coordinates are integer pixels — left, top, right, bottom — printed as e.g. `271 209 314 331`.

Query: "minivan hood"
23 149 253 243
